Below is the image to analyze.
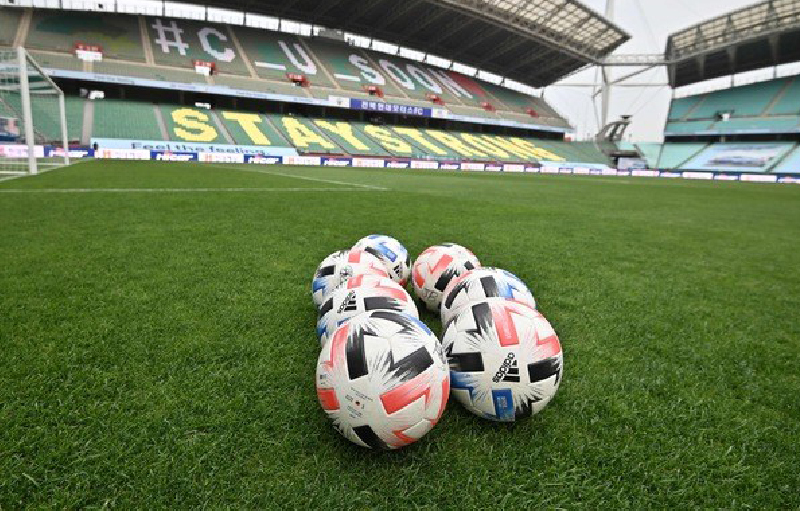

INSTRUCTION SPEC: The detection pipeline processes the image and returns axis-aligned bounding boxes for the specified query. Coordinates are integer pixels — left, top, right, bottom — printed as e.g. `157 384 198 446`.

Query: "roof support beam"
371 0 426 32
397 7 452 42
278 0 304 17
428 17 479 46
478 34 527 62
311 0 350 22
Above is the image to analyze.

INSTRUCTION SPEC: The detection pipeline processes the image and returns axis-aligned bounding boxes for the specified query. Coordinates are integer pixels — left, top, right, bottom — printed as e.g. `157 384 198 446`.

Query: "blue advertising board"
150 150 198 161
349 99 432 117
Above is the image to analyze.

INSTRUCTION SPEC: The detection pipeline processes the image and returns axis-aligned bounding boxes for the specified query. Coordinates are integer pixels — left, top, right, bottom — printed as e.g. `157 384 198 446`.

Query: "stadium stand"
92 60 202 83
213 74 310 96
680 142 795 172
26 10 145 62
711 117 800 133
635 143 662 168
93 100 162 140
688 79 788 118
145 16 250 76
768 77 800 115
236 28 336 88
161 105 226 144
218 111 289 146
29 51 85 71
81 99 595 162
4 93 83 142
266 114 342 154
666 76 800 135
657 143 708 169
667 96 702 121
771 146 800 173
664 120 714 134
2 8 570 131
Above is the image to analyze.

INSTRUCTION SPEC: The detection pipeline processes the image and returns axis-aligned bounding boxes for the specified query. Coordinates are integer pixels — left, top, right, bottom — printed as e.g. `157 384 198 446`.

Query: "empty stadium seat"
664 120 714 134
688 78 789 118
145 16 250 76
4 93 82 142
161 105 226 144
93 100 162 140
234 28 335 88
267 114 344 154
27 10 145 62
213 74 310 97
770 145 800 173
657 143 707 169
302 39 404 98
635 143 662 168
666 96 701 121
680 142 795 172
93 60 202 84
712 116 800 133
768 77 800 115
218 111 288 146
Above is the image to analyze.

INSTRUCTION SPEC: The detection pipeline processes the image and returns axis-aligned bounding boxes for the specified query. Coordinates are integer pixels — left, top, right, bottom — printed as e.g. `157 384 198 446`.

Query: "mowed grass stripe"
0 187 387 193
0 160 370 190
0 161 798 508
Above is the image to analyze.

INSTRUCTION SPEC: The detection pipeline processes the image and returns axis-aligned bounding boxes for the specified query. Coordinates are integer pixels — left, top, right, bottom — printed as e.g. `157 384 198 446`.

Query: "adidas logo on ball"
493 352 520 383
337 291 358 314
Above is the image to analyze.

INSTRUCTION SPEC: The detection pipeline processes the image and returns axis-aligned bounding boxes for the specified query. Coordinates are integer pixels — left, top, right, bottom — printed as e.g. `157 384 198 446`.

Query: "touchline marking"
222 166 389 190
0 187 389 193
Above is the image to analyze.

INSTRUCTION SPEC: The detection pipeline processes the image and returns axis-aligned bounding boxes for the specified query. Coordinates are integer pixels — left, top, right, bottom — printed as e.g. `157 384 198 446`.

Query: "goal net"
0 47 69 175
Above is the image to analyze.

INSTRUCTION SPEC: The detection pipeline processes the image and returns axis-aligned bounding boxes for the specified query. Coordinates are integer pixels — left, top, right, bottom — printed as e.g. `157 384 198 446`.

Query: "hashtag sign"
152 19 188 55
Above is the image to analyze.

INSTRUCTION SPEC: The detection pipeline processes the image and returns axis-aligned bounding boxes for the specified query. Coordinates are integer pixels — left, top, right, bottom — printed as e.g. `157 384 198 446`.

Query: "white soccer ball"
316 310 450 449
443 298 562 422
411 243 481 311
440 267 536 326
317 280 418 347
353 234 411 286
311 249 388 309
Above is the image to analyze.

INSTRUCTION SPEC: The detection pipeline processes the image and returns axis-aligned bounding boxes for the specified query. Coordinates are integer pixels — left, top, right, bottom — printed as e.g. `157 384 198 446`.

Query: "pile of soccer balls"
312 235 563 450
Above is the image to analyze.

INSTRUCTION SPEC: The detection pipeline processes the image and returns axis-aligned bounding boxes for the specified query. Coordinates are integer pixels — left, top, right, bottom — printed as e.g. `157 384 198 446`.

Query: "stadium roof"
201 0 630 87
666 0 800 87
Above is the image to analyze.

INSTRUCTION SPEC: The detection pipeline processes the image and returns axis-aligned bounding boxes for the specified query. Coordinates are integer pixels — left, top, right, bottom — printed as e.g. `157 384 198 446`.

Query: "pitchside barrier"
3 144 799 184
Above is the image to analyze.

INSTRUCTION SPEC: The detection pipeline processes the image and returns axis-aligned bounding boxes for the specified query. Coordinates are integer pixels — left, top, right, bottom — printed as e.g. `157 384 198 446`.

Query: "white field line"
221 165 389 191
0 187 387 193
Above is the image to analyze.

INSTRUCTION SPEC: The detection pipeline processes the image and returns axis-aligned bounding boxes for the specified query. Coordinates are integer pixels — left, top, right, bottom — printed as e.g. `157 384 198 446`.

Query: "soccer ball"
317 280 418 347
353 234 411 286
316 310 450 449
311 249 388 309
442 298 562 422
440 267 536 326
412 243 481 311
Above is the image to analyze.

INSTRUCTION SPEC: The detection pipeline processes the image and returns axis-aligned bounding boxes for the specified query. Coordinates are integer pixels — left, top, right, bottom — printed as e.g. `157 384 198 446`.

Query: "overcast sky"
545 0 789 142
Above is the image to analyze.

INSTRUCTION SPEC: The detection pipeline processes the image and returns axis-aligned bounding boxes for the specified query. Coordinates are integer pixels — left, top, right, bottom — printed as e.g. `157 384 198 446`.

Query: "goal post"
0 47 70 176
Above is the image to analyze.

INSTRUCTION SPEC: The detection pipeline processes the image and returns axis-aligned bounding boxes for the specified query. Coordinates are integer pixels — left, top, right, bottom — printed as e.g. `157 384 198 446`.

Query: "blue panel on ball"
492 389 516 420
378 242 398 262
312 278 326 292
450 371 477 399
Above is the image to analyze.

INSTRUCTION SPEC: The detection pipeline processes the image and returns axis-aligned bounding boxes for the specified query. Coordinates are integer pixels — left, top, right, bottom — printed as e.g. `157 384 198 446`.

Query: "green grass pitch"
1 160 798 508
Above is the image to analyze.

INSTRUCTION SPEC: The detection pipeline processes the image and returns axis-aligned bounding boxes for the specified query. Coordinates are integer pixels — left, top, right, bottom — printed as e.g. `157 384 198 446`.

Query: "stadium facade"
0 0 799 180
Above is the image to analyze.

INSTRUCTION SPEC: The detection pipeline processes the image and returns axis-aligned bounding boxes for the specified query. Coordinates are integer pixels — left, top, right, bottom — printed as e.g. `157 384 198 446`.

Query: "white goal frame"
0 47 70 175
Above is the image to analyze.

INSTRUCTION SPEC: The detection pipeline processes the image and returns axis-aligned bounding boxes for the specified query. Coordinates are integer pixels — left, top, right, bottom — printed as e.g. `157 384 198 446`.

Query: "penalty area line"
222 165 389 191
0 187 388 193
